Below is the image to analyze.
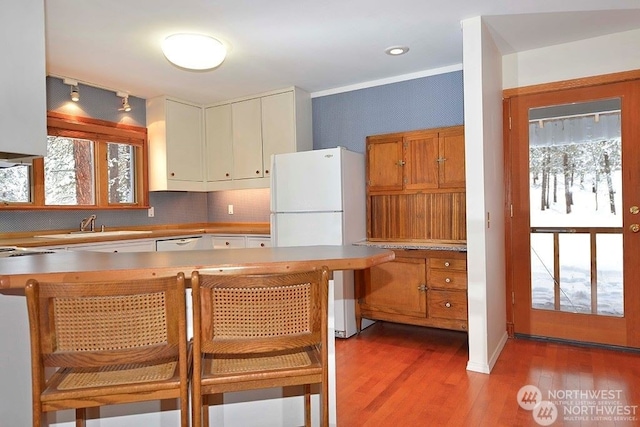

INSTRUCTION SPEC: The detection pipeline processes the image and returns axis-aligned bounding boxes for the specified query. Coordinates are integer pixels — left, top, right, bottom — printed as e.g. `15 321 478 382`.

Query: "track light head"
70 86 80 102
117 91 131 112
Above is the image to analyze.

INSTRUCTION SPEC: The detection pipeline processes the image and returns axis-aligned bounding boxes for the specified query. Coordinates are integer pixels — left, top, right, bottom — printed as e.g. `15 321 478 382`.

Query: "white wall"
503 28 640 89
461 17 508 374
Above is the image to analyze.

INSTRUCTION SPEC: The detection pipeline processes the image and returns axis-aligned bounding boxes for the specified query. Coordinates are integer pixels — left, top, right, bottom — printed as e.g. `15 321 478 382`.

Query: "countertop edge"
355 240 467 252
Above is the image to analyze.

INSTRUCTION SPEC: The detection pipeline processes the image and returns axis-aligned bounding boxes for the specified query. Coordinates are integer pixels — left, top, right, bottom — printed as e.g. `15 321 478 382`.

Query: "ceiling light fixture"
385 46 410 56
117 92 132 112
64 78 80 102
161 33 227 71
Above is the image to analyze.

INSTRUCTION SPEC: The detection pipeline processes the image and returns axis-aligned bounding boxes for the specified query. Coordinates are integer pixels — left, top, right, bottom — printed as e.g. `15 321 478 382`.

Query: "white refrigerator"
270 146 374 339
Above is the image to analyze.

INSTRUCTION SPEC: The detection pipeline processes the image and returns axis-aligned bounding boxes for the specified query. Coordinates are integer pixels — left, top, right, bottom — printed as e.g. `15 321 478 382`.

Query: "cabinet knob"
265 170 269 174
260 243 265 247
256 170 260 175
225 173 230 177
444 302 452 308
444 261 450 267
170 172 175 177
445 278 451 283
225 241 230 246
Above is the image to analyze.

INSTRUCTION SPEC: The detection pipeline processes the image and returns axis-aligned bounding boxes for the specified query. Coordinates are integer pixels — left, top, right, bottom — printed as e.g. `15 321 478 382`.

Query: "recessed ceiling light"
385 46 409 56
162 33 227 71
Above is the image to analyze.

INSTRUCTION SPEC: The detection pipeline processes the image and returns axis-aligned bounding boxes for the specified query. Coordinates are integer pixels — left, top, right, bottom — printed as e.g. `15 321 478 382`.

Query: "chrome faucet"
80 214 97 232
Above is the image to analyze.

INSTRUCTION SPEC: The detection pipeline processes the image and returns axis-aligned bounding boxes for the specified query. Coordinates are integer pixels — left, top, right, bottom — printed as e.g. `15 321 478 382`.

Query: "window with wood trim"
0 112 149 209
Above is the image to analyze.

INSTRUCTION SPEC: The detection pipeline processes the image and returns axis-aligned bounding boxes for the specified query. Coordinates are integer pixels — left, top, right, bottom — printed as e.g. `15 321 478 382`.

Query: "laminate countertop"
355 240 467 252
0 222 270 248
0 245 394 292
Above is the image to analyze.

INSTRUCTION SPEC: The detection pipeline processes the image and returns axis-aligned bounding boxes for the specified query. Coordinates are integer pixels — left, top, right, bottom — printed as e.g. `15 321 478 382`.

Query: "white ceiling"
44 1 640 105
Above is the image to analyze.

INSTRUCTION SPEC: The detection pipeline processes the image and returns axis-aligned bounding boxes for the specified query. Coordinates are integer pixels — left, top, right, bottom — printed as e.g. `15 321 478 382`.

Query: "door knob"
631 224 640 233
631 206 640 215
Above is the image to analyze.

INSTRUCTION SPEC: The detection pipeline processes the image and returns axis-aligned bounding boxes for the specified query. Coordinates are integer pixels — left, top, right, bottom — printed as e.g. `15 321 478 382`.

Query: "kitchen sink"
34 230 153 239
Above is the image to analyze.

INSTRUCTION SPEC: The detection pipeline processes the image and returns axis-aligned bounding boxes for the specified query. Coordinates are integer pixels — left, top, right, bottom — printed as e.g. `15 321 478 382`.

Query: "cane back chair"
191 267 329 427
25 273 190 427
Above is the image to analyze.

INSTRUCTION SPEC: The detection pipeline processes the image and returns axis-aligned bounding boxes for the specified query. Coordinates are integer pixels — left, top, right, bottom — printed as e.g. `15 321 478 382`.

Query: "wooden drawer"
428 290 467 321
428 257 466 271
428 269 467 290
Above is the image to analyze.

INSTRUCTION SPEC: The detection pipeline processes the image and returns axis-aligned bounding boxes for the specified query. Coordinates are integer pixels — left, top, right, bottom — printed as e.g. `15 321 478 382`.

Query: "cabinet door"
366 136 404 192
246 236 271 248
363 257 426 317
438 127 465 188
205 104 233 182
261 92 294 178
166 100 203 182
212 235 246 249
232 99 263 180
404 131 439 190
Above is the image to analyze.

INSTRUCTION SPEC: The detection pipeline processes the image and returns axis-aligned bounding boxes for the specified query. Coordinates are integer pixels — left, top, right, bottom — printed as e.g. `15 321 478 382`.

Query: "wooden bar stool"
25 274 190 427
190 267 329 427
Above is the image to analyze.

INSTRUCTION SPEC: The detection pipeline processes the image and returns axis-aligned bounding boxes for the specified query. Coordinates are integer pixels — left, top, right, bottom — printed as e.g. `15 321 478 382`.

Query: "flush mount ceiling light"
117 92 131 112
161 33 226 70
385 46 410 56
63 78 80 101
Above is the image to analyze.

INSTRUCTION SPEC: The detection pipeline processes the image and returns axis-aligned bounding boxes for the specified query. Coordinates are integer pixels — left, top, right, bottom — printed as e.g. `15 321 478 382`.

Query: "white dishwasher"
155 235 210 251
155 235 211 338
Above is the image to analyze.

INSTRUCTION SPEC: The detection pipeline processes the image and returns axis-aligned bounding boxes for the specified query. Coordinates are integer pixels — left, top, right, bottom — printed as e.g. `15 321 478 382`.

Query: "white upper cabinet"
147 96 205 191
205 87 312 191
261 91 296 178
0 0 47 160
205 104 233 182
232 98 263 180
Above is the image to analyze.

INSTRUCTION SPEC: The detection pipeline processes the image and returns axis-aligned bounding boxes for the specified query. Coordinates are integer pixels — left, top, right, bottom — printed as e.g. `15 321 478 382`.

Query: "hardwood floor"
335 322 640 426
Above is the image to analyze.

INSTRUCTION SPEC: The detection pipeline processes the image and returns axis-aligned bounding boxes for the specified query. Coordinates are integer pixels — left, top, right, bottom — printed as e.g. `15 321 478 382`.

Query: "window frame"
1 112 149 210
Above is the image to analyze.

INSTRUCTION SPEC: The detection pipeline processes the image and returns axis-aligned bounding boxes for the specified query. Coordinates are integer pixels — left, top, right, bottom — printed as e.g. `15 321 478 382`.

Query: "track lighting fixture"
63 78 80 102
117 92 132 112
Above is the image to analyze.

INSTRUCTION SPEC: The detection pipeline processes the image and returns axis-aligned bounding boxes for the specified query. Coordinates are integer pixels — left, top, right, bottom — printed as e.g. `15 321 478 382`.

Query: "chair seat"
41 359 183 402
207 348 317 375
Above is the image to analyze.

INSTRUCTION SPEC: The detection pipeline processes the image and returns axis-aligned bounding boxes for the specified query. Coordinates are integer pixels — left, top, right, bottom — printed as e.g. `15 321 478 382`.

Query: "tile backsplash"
0 189 270 233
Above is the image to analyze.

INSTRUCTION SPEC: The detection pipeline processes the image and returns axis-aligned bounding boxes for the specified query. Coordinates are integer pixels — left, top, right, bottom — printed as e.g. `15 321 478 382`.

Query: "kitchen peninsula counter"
0 245 393 427
0 245 393 291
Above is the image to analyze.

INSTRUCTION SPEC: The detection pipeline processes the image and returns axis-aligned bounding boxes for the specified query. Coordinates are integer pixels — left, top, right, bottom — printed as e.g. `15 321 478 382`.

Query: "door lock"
631 224 640 233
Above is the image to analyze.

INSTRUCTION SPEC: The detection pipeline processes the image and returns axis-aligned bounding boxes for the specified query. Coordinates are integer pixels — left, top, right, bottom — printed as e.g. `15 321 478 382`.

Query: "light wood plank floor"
335 322 640 427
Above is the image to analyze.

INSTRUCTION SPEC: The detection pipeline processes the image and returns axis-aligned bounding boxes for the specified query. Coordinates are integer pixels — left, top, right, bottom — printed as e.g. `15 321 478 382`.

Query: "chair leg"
75 408 86 427
304 384 311 427
321 380 329 427
202 394 209 427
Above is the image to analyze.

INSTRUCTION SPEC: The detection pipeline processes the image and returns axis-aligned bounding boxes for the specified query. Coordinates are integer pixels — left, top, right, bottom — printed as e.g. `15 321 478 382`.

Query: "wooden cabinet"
366 126 465 193
356 249 468 332
147 96 205 191
366 125 466 242
205 87 312 191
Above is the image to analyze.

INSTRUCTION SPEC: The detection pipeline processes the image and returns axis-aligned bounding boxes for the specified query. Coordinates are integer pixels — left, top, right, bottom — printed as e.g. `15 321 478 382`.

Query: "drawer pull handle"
444 261 450 267
445 278 451 283
444 302 452 308
225 242 230 246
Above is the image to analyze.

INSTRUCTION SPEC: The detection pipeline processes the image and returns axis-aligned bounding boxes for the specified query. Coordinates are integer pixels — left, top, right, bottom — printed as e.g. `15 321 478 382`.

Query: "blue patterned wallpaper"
1 72 464 232
312 71 464 153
